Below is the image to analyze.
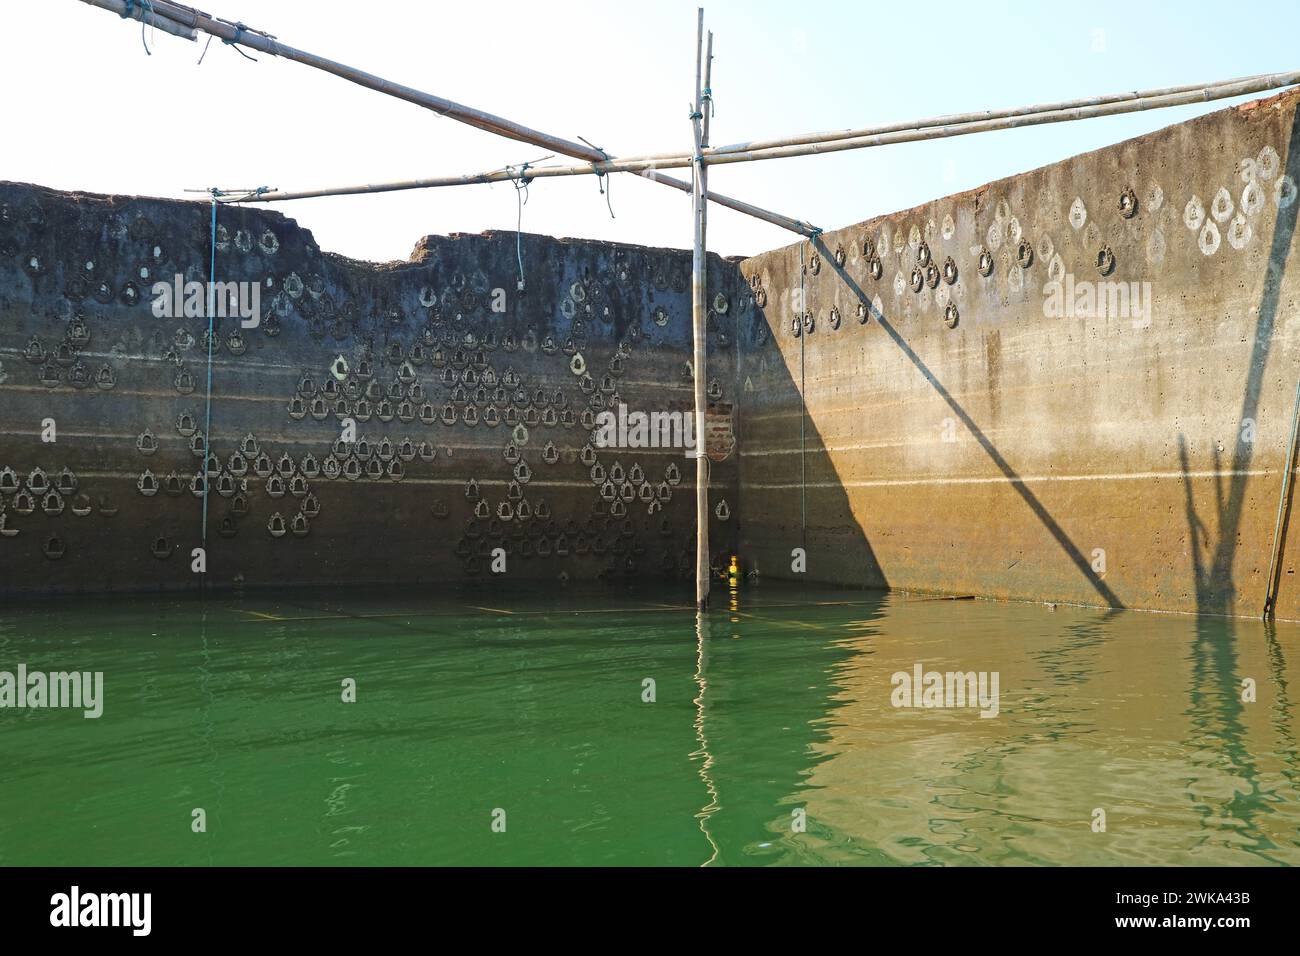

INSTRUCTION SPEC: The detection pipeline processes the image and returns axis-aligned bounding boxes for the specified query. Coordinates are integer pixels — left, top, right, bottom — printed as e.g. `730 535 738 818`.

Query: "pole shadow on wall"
740 236 1120 607
735 272 887 590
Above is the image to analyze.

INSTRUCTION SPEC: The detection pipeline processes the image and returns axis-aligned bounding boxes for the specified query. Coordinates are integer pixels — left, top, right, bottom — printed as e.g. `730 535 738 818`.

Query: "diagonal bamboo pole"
75 0 818 237
88 0 197 40
80 0 599 158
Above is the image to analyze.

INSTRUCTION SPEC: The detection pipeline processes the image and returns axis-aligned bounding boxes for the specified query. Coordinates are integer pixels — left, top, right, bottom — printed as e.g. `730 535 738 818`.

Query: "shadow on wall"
738 237 1120 607
1179 108 1300 619
816 237 1122 609
734 276 887 589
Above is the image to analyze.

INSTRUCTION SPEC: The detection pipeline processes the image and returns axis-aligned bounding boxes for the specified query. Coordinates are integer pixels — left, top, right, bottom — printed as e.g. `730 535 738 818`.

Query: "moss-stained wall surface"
738 89 1300 619
0 184 741 594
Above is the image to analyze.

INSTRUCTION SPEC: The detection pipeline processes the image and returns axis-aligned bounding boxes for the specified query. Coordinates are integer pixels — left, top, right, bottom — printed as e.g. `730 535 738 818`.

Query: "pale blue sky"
3 0 1296 260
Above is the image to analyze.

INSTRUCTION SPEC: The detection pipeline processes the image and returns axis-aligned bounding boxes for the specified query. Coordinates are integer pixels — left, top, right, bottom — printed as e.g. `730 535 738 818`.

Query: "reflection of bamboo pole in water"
692 610 720 866
196 609 224 865
1262 621 1300 796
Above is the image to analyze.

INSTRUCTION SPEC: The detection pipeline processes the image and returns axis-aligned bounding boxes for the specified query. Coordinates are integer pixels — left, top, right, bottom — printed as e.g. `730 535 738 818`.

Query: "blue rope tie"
121 0 156 55
222 22 259 61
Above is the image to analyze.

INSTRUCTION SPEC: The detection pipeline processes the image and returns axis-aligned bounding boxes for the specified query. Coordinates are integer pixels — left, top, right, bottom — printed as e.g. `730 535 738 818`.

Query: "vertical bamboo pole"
1263 375 1300 618
691 9 710 611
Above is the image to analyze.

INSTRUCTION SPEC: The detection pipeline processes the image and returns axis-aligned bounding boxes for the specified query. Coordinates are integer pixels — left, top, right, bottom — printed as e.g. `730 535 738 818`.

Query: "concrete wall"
736 89 1300 620
0 183 741 594
10 87 1300 617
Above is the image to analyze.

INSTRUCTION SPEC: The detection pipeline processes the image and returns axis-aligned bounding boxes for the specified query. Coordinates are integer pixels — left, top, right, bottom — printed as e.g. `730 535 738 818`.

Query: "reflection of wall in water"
793 600 1300 864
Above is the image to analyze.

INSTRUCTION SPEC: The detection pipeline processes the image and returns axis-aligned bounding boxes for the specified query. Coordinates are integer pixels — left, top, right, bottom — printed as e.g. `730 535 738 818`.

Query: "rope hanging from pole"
579 137 616 219
191 183 267 551
222 22 258 61
508 162 531 292
120 0 157 55
201 189 218 550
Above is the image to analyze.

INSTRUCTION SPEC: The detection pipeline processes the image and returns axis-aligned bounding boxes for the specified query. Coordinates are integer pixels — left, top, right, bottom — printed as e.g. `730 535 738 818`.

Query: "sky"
4 0 1298 262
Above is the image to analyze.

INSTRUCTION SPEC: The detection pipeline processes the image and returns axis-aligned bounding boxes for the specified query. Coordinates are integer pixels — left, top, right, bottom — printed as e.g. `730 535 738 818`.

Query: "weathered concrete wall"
0 183 741 594
737 89 1300 620
11 88 1300 616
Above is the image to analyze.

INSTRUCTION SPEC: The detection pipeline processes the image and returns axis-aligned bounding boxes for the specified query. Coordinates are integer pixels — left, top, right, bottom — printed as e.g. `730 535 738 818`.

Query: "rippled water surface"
1 586 1298 866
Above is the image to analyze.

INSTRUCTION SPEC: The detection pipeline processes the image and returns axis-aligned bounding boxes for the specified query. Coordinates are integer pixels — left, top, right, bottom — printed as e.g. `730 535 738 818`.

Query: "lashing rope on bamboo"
508 162 532 293
119 0 156 55
578 138 616 220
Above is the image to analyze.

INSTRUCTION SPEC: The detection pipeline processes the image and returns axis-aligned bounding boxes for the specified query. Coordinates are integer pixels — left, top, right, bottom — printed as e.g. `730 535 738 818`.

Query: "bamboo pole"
82 0 196 40
702 31 714 148
642 68 1300 161
233 68 1300 210
76 0 816 237
691 11 710 613
645 170 816 236
77 1 1298 232
234 164 818 236
1263 375 1300 619
686 70 1300 167
83 0 602 160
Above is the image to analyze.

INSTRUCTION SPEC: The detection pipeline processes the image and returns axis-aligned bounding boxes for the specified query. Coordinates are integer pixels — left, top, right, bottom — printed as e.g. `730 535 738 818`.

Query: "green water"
1 585 1298 866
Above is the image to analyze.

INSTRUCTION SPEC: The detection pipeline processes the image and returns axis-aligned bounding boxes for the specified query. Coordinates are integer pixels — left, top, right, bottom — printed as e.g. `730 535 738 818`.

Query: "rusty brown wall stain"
736 88 1300 621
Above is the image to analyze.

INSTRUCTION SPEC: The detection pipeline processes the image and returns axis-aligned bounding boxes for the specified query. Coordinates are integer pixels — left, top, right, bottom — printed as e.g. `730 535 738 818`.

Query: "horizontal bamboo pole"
229 163 816 236
644 68 1300 161
690 70 1300 167
82 0 196 41
76 0 817 237
236 68 1300 205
